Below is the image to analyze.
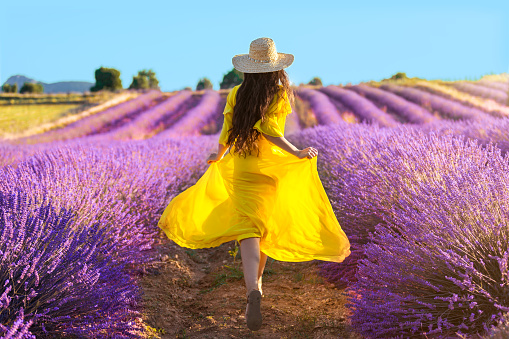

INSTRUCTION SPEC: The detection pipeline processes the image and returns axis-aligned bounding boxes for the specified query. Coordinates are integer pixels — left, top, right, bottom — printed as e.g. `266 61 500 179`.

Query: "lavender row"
18 90 163 145
291 117 509 288
98 90 194 140
380 83 493 121
417 118 509 156
0 136 215 265
294 87 343 125
349 84 436 124
157 90 221 138
320 85 399 127
449 81 508 105
477 80 509 93
0 190 142 338
290 119 509 338
0 134 218 336
348 137 509 338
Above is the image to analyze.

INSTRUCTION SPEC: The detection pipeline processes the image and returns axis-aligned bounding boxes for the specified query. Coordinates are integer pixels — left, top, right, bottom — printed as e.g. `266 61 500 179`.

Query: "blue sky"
1 0 508 92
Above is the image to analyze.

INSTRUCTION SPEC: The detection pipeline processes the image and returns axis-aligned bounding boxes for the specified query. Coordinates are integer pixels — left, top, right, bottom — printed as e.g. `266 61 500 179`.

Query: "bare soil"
138 234 361 339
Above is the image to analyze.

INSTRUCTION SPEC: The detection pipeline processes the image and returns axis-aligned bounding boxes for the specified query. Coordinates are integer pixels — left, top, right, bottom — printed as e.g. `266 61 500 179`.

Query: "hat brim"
232 53 294 73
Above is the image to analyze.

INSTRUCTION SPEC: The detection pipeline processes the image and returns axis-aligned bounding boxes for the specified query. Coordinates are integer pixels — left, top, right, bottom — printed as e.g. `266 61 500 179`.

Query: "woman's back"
218 84 293 152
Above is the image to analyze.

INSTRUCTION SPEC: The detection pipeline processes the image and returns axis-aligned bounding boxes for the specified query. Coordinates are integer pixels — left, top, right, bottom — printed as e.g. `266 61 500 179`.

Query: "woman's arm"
262 134 299 156
262 134 318 159
206 143 230 164
216 143 229 158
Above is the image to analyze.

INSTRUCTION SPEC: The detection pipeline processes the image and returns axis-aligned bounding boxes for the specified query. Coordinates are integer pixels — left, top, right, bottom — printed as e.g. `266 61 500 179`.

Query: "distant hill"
2 75 94 93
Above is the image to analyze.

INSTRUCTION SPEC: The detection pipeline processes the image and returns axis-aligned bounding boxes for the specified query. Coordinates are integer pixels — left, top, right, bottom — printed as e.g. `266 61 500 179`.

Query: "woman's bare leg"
239 237 261 296
240 237 264 330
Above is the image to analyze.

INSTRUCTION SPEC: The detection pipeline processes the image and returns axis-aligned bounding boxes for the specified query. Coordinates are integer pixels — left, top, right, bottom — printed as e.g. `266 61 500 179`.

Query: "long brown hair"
225 69 294 158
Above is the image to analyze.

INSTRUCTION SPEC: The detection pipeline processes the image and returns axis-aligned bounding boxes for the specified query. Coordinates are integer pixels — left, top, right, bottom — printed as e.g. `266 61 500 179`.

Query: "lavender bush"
477 80 509 93
104 90 193 140
0 190 142 338
380 83 492 121
158 90 221 137
349 84 436 124
421 118 509 156
18 90 163 145
320 85 399 127
295 87 344 125
0 308 35 339
484 313 509 338
449 81 508 105
347 138 509 338
291 120 509 337
291 118 509 288
0 135 216 269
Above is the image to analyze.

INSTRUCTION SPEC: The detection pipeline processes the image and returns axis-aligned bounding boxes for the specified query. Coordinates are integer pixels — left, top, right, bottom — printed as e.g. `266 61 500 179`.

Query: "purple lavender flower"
0 307 35 339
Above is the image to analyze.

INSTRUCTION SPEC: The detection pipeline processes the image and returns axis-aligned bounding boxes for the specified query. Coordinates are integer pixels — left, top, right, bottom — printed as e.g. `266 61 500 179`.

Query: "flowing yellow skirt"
157 136 351 263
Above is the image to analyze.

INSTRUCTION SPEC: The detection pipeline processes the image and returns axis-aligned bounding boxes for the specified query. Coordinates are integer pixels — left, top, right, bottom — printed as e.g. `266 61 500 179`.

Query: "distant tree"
2 83 18 93
390 72 407 80
183 87 192 91
308 77 323 87
129 74 149 90
220 68 243 89
2 84 12 93
129 69 160 90
146 70 159 90
196 77 213 90
19 82 43 94
90 67 123 92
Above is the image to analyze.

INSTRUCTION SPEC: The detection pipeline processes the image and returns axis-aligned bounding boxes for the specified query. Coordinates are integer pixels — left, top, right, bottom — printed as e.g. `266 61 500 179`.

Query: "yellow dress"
157 85 351 263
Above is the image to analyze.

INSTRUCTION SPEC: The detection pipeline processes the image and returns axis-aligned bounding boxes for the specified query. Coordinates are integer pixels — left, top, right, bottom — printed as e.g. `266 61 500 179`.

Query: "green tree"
19 82 43 94
196 77 213 90
308 77 323 87
90 67 123 92
220 68 243 89
129 75 149 90
2 84 12 93
1 83 18 93
129 69 159 90
390 72 407 80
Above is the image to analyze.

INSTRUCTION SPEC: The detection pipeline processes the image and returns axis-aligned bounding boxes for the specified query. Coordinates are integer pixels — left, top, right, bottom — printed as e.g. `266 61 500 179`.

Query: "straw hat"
232 37 294 73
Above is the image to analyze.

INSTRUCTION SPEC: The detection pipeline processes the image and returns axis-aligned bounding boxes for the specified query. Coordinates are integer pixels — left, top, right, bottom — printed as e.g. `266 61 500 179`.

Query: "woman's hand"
207 152 220 164
295 147 318 159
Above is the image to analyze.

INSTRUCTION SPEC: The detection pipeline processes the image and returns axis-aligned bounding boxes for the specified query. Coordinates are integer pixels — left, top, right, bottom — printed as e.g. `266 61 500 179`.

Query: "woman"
157 37 351 331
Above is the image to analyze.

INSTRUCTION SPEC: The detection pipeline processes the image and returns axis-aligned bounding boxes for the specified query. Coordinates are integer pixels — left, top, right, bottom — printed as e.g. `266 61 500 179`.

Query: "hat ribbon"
247 56 274 63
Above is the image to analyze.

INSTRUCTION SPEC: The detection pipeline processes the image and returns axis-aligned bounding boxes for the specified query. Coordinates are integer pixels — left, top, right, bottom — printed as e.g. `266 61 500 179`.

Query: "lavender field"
2 74 509 338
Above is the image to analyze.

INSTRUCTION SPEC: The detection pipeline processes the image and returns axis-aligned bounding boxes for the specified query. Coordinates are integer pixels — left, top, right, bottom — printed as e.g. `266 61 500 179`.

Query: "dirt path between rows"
138 234 361 339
